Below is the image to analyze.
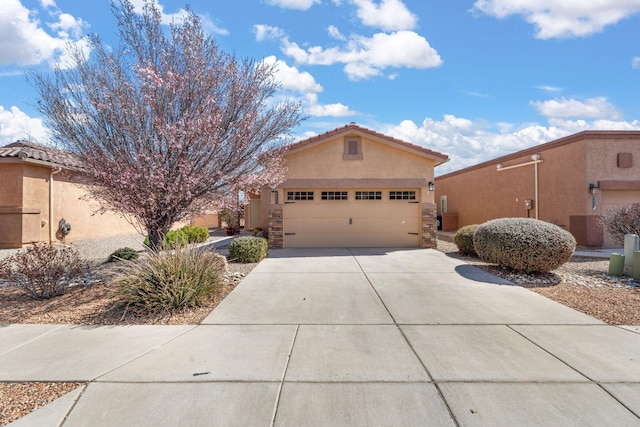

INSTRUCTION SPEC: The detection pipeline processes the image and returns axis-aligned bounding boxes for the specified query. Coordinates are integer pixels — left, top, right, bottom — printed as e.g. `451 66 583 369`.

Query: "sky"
1 0 640 175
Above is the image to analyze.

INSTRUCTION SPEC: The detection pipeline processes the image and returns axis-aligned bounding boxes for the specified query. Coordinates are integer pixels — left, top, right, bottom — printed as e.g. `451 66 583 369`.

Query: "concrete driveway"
3 248 640 426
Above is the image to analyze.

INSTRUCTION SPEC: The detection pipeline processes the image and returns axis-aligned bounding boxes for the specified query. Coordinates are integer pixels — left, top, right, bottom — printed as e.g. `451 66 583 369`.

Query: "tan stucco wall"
283 134 436 203
0 163 23 206
260 131 439 247
0 162 140 247
436 134 640 248
437 140 590 229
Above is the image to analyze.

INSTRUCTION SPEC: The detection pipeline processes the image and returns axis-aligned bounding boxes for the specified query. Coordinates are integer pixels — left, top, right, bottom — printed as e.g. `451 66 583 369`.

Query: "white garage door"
283 189 420 247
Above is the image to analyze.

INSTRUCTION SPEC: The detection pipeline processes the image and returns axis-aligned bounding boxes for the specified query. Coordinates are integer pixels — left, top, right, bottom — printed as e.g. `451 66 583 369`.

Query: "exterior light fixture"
496 164 503 170
428 181 435 192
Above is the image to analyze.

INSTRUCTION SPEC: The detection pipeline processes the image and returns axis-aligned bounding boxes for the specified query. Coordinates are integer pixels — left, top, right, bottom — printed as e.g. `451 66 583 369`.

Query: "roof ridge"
287 123 449 164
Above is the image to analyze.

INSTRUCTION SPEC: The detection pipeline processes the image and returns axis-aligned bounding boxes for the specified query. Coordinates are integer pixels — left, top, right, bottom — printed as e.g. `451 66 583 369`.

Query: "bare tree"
600 204 640 245
31 0 302 249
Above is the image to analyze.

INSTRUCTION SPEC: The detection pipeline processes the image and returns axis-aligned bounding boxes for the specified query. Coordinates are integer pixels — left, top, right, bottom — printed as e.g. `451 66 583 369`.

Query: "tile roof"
286 123 449 165
0 140 80 169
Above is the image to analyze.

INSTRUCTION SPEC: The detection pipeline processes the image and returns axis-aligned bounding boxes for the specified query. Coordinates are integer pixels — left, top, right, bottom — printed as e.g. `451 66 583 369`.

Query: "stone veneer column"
268 204 284 249
421 203 437 248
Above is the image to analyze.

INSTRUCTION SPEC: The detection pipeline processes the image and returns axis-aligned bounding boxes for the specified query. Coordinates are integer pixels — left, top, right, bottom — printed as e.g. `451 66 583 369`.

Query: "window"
355 191 381 200
287 191 314 201
322 191 348 200
389 191 416 200
343 137 363 160
441 196 447 213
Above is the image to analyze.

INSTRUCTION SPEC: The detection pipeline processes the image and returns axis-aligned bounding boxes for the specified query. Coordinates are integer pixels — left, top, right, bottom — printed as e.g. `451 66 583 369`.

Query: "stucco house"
435 130 640 248
0 141 139 248
246 123 449 249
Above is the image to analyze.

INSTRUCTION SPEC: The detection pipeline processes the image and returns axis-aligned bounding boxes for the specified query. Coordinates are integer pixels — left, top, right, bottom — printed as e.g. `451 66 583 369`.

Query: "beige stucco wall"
259 131 440 247
436 133 640 248
436 140 590 229
0 162 141 247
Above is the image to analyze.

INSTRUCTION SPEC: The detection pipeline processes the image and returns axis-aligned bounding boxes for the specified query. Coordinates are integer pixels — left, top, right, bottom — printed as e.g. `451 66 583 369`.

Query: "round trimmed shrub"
453 224 479 256
473 218 576 273
228 236 268 263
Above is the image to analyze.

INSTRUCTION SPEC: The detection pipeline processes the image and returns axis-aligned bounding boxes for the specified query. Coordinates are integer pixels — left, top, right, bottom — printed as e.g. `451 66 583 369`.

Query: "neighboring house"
246 123 449 248
0 141 139 248
435 131 640 248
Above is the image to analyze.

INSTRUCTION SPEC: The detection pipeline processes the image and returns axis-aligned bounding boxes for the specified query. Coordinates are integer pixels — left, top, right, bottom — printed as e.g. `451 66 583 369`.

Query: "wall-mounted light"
589 183 600 195
496 163 503 170
428 181 435 192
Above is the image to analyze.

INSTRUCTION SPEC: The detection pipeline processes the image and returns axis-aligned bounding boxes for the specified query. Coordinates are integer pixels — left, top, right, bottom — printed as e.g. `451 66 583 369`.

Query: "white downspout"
496 155 542 220
49 167 62 243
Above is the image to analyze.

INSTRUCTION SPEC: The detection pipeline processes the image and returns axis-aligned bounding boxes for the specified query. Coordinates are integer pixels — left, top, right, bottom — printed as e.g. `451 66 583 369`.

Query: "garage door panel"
283 189 420 248
285 232 418 248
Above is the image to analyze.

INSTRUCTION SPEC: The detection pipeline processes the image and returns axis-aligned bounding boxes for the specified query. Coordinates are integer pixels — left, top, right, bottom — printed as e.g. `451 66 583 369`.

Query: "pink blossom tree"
31 0 302 249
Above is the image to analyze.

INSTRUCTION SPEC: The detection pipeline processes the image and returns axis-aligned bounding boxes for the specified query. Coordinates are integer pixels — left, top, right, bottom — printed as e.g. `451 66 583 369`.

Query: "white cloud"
307 101 355 117
53 36 91 70
350 0 417 31
383 114 640 175
129 0 228 35
530 97 622 120
472 0 640 39
262 56 357 118
0 0 87 67
283 30 442 80
632 57 640 69
535 85 563 92
0 106 49 145
263 55 322 93
266 0 319 10
254 24 285 42
327 25 346 40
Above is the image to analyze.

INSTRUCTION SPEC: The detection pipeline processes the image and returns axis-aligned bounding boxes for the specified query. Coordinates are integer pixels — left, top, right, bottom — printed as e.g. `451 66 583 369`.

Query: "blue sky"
1 0 640 174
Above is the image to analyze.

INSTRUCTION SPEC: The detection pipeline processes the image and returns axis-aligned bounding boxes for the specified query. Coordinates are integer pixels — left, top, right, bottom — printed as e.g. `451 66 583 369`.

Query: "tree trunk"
147 228 165 252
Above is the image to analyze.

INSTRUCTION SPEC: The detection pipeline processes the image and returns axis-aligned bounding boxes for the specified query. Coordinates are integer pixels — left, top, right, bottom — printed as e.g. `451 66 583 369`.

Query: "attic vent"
618 153 633 168
343 136 363 160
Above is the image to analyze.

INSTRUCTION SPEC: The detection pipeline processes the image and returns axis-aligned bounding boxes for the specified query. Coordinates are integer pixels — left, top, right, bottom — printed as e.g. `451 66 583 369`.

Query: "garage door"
283 189 420 247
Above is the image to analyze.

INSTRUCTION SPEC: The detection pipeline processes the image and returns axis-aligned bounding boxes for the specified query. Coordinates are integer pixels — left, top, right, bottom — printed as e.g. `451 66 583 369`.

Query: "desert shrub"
453 224 479 256
228 236 268 263
0 243 89 299
600 204 640 246
113 245 225 314
181 225 209 243
473 218 575 273
109 247 140 262
143 225 210 249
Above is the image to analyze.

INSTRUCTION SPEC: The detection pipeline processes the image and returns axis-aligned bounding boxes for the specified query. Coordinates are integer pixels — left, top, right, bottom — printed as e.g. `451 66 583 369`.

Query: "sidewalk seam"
270 324 299 427
348 248 461 427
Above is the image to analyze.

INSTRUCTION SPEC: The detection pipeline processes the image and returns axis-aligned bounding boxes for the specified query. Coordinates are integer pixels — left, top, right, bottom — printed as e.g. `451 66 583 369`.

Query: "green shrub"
143 225 210 249
181 225 209 243
228 236 268 263
109 247 140 262
453 224 479 256
473 218 575 273
113 246 225 314
0 243 89 299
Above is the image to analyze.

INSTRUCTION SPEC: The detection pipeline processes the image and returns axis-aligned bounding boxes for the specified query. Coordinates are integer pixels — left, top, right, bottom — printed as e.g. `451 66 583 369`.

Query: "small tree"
600 204 640 245
31 0 302 249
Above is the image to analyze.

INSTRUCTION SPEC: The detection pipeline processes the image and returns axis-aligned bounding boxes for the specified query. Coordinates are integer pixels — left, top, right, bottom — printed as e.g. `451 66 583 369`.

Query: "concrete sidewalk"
3 248 640 426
